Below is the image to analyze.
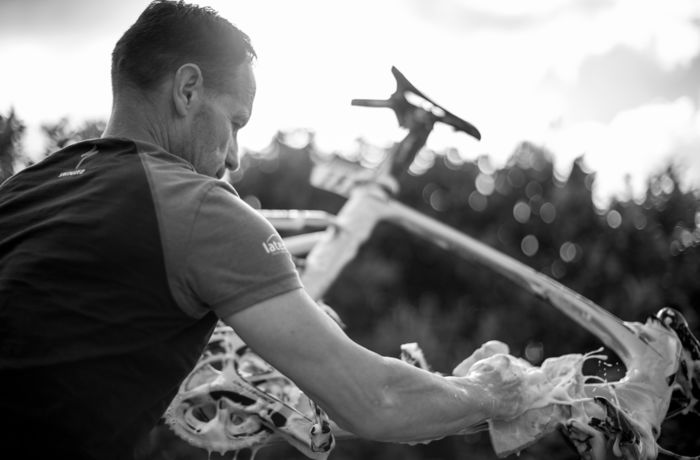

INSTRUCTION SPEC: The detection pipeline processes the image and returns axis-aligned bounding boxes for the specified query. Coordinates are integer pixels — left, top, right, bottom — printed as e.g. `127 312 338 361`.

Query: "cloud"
406 0 700 81
404 0 614 32
554 46 700 123
545 96 700 202
0 0 143 41
531 0 700 82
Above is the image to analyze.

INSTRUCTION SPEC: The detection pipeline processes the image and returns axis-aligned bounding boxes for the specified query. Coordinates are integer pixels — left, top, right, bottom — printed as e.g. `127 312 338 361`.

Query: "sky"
1 0 699 205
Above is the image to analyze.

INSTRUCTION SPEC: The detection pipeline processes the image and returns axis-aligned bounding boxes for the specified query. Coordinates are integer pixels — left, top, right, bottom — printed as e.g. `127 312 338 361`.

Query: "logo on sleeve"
262 234 288 256
58 146 99 178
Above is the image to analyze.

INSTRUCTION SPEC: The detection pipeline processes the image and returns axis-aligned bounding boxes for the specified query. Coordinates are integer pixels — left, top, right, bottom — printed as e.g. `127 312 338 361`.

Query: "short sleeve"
183 183 303 318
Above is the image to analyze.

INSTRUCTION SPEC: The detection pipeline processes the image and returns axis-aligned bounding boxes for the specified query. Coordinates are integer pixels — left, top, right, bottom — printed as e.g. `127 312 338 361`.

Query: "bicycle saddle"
352 67 481 140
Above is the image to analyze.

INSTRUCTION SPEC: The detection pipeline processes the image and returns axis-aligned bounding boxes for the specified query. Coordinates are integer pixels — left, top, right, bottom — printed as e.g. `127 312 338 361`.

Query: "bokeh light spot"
477 155 495 175
429 189 449 212
539 202 556 223
633 212 647 230
525 181 543 199
559 241 577 262
468 191 487 212
606 210 622 228
521 234 539 256
513 201 531 223
661 175 675 195
475 173 495 196
243 195 262 209
551 260 566 279
525 341 544 364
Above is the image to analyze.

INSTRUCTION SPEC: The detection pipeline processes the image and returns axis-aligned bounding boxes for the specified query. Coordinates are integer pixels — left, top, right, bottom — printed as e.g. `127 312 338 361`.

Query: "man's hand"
452 340 531 420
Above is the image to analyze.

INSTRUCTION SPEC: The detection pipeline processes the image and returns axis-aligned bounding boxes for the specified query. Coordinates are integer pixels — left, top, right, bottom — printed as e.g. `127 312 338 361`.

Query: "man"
0 2 528 459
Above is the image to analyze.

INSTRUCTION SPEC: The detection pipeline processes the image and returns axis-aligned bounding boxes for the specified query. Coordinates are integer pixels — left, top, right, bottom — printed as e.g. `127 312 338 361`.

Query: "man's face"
189 62 256 179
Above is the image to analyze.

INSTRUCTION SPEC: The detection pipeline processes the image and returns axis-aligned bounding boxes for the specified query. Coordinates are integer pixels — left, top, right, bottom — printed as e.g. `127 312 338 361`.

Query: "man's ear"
173 63 204 117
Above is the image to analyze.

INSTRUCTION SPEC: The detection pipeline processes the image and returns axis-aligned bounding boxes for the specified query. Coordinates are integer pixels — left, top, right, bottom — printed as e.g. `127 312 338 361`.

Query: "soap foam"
456 318 682 459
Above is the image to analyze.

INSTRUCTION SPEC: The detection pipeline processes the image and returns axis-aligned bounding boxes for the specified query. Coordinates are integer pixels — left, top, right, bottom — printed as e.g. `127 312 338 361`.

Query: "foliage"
40 117 107 157
0 110 26 182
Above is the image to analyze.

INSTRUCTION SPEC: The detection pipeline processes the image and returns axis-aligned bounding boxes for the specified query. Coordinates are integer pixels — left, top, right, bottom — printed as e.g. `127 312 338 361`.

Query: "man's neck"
102 94 172 152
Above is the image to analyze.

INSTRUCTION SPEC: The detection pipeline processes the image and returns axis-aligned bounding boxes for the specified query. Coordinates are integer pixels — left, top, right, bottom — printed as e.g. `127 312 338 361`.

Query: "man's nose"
225 144 237 169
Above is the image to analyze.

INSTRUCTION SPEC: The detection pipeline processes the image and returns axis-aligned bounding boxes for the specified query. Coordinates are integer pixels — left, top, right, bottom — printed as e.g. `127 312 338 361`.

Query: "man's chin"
217 168 230 181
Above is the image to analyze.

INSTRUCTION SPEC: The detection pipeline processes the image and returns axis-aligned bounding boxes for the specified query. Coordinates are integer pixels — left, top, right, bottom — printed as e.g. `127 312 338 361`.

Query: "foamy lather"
454 316 684 459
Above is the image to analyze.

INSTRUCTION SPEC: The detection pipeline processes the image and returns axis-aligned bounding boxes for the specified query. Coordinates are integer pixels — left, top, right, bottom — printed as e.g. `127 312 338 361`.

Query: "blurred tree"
41 117 106 157
0 109 26 182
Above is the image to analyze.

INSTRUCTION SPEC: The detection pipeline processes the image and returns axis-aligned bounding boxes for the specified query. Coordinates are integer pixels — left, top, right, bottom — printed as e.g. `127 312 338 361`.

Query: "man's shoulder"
127 138 195 173
135 143 246 232
139 151 237 205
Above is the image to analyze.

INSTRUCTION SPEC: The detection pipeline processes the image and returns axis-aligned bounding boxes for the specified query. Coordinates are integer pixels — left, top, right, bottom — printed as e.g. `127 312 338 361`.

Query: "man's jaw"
218 167 230 181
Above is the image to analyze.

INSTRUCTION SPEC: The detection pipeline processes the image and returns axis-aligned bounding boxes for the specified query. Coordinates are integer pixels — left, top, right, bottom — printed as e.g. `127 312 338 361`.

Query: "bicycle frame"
266 183 649 366
260 181 694 458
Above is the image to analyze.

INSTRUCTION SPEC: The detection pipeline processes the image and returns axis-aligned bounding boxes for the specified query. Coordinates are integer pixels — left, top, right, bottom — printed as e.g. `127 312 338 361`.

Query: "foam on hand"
453 317 682 459
454 341 602 456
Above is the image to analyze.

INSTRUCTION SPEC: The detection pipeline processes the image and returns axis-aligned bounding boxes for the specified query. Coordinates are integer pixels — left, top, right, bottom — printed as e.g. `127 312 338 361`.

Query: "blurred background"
1 0 699 459
2 0 700 203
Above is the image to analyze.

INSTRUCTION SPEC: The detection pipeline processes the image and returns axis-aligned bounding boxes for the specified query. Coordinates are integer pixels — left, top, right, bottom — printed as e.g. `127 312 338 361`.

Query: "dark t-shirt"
0 138 302 459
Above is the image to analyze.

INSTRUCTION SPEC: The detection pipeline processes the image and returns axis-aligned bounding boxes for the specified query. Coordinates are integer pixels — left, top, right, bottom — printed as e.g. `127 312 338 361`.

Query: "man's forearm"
268 331 496 443
342 355 494 443
226 289 499 444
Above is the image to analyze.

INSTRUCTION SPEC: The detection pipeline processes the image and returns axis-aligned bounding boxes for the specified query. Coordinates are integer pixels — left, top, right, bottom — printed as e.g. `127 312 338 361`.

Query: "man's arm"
222 287 502 443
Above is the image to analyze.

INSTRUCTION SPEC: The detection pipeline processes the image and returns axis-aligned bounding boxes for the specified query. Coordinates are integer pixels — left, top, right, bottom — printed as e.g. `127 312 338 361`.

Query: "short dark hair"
111 0 256 95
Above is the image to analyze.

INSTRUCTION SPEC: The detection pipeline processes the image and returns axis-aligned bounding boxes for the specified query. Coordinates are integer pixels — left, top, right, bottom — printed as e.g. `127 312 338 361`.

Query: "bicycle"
164 67 700 460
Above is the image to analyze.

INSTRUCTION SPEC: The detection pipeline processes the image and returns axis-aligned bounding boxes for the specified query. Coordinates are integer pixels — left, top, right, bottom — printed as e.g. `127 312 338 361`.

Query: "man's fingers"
452 340 510 377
